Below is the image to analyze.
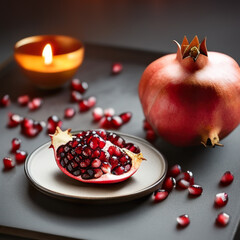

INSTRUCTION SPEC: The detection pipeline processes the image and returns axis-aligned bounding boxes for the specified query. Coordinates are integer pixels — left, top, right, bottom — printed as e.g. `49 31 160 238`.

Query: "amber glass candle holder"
14 35 84 89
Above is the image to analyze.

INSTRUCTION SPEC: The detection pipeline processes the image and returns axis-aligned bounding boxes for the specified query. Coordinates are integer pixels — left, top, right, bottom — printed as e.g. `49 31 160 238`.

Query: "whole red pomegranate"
139 36 240 147
50 127 144 183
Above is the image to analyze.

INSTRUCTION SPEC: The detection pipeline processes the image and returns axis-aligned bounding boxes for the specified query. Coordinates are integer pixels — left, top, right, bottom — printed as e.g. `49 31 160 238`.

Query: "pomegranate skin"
139 38 240 147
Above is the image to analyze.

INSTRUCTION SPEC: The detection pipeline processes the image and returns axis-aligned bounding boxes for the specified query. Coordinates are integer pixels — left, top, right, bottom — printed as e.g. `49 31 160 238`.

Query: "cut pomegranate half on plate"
50 127 145 184
25 131 167 203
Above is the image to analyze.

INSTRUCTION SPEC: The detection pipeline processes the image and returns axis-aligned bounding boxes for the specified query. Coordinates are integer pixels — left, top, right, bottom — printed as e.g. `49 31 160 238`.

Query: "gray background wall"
1 0 240 63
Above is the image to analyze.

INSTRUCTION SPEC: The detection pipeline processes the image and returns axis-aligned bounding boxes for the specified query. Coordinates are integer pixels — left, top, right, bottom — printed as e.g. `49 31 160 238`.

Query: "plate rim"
24 131 168 204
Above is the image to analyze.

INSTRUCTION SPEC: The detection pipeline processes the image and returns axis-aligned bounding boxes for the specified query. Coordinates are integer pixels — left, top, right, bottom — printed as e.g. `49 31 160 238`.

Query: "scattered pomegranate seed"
188 184 203 196
11 138 21 153
145 129 156 142
87 96 97 108
21 117 34 129
47 115 62 134
71 90 82 102
3 157 15 169
168 164 182 178
104 108 115 117
28 97 43 111
162 176 176 192
71 79 88 93
99 116 112 129
92 107 104 122
220 171 234 185
7 113 23 128
154 189 169 202
143 119 153 131
18 95 30 106
79 99 90 112
15 150 28 163
119 112 132 123
176 171 194 185
78 96 96 112
0 94 10 107
216 212 230 226
177 214 190 227
215 192 228 207
64 108 76 119
21 118 44 137
111 116 123 129
177 179 191 189
112 62 123 74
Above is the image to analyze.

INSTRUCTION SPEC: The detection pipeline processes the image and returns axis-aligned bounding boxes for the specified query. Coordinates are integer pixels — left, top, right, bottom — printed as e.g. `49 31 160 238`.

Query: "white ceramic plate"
25 132 167 203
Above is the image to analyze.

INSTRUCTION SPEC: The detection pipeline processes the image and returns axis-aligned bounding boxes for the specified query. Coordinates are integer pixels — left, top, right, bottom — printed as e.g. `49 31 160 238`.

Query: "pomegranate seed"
177 214 190 227
91 159 101 168
79 99 90 112
119 112 132 123
216 212 230 226
112 62 123 74
96 129 107 140
21 118 44 137
22 126 39 137
154 189 169 202
177 179 191 189
7 113 23 128
168 164 182 178
104 108 115 117
47 115 62 134
176 171 194 185
64 108 76 119
220 171 234 185
94 169 103 178
92 107 104 122
215 192 228 207
143 119 153 131
11 138 21 153
188 184 203 196
113 136 125 148
99 116 112 129
15 150 28 163
21 117 34 129
111 116 123 129
108 146 116 155
87 96 96 108
125 142 140 153
146 129 156 142
3 157 15 169
18 95 30 106
113 166 125 175
162 176 176 192
0 94 10 107
28 97 43 111
71 90 82 102
71 79 88 93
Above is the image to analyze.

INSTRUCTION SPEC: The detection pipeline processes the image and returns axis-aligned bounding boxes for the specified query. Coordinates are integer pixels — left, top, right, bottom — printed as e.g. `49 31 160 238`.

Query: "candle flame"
42 44 53 65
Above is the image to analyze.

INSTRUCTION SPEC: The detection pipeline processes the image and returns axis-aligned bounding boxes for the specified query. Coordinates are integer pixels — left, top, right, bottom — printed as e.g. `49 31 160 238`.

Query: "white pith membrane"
50 127 144 183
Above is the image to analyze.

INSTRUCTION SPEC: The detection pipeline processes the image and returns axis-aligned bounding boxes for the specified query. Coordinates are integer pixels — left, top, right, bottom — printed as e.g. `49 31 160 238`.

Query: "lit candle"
42 43 53 65
14 35 84 89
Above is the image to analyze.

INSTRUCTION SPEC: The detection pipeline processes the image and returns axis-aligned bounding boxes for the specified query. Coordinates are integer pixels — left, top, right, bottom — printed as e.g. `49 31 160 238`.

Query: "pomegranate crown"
177 35 208 62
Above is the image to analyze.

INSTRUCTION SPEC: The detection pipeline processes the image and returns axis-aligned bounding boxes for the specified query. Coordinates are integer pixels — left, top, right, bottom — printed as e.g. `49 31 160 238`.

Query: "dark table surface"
0 44 240 240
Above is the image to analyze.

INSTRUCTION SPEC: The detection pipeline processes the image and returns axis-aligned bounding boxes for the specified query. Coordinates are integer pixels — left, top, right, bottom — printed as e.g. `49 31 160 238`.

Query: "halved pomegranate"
50 127 144 184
